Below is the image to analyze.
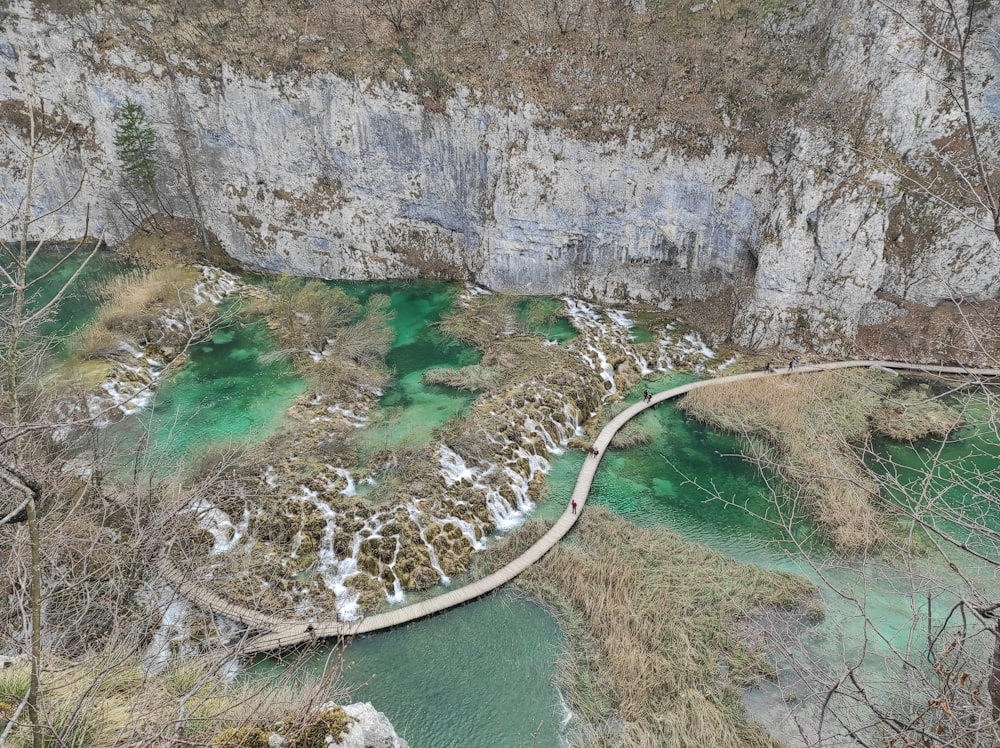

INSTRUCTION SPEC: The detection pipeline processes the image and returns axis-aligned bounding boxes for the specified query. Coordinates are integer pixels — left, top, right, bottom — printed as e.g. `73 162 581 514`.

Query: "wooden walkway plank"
161 360 1000 654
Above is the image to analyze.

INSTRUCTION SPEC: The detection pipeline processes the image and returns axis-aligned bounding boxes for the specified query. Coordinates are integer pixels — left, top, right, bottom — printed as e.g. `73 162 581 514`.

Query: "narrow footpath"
161 360 1000 654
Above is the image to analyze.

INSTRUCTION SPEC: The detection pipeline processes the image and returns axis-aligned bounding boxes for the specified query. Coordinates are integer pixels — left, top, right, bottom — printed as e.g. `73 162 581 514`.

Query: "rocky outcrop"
339 702 410 748
0 0 997 351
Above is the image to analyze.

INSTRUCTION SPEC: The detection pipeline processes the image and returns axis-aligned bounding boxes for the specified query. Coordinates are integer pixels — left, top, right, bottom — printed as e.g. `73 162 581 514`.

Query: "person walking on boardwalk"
571 499 577 514
643 388 651 402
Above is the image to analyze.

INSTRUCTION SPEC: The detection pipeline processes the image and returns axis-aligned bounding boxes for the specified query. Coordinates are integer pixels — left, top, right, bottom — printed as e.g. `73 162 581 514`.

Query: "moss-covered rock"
410 564 440 589
344 574 385 613
212 726 271 748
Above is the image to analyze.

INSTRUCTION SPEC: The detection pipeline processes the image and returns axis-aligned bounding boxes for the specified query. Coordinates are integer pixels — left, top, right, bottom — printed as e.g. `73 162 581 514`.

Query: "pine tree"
114 97 159 206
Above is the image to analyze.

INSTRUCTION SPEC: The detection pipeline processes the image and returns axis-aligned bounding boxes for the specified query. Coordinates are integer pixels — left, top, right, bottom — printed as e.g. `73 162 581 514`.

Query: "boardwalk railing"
161 360 1000 654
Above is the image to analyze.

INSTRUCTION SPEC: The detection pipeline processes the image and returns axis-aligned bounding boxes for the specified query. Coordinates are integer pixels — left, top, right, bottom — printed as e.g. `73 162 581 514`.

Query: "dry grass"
682 369 894 445
870 382 962 440
480 508 812 747
680 369 904 551
600 401 660 449
437 294 527 349
74 266 202 357
251 278 395 397
437 294 573 381
0 656 352 747
422 363 504 391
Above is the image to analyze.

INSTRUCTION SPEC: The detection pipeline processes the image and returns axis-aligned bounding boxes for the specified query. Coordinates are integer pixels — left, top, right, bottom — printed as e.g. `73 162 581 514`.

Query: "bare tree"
0 75 103 748
0 84 357 748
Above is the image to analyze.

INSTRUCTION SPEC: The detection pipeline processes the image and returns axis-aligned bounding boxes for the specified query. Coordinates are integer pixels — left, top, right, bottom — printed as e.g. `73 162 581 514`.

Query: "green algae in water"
333 279 459 347
255 591 565 748
541 377 1000 684
134 320 305 464
367 338 478 453
868 402 1000 576
873 415 1000 532
541 375 810 557
516 296 578 343
341 281 480 454
542 398 812 562
624 310 667 344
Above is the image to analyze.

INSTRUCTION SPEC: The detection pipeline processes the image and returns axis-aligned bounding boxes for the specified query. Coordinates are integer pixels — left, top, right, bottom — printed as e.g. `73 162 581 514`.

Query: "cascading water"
162 280 720 621
92 271 998 747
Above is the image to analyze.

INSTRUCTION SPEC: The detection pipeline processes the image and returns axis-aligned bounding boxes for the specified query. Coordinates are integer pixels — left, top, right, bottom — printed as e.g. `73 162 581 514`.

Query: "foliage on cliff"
36 0 846 151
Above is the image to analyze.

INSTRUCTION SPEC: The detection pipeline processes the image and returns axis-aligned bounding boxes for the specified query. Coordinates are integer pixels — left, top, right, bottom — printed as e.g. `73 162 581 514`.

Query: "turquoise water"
231 282 566 747
516 296 578 343
624 310 666 344
56 271 997 744
258 590 565 748
132 280 480 465
873 414 1000 541
369 328 478 454
334 279 461 347
538 379 1000 696
542 373 811 555
4 249 132 352
331 280 480 454
126 319 305 466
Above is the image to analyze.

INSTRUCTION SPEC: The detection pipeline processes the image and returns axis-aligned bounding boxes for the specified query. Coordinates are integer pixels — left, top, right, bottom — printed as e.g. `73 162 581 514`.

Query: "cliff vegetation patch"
35 0 850 151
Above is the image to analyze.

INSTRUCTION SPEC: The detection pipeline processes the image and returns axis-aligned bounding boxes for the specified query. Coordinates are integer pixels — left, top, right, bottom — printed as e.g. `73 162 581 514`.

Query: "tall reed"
481 509 814 747
680 369 897 551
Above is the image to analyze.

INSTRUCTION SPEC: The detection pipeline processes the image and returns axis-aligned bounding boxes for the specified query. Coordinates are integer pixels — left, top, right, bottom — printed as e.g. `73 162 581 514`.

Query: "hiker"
765 362 774 373
306 623 316 642
643 389 651 402
571 500 577 514
788 359 794 371
592 447 600 457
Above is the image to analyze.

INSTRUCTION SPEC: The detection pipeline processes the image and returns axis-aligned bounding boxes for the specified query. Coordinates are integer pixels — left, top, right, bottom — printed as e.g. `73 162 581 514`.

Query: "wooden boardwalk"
161 360 1000 654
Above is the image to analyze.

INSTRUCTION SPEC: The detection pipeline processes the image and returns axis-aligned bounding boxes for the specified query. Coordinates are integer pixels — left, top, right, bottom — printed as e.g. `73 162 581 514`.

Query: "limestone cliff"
0 0 997 351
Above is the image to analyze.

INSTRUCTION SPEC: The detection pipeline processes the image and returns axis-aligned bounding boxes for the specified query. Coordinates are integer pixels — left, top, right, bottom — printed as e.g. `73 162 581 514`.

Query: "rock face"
0 0 997 351
339 702 410 748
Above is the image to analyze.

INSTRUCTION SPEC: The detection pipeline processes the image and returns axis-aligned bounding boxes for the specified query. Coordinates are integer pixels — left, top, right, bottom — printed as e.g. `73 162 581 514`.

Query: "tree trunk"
990 621 1000 721
27 496 43 748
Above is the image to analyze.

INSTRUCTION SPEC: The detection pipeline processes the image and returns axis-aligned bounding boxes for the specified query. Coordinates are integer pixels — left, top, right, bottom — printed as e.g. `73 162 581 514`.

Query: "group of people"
764 356 802 373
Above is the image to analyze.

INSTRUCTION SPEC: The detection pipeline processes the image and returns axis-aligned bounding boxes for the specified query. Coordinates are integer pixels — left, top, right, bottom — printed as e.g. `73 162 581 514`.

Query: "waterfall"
405 503 451 585
188 498 249 554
